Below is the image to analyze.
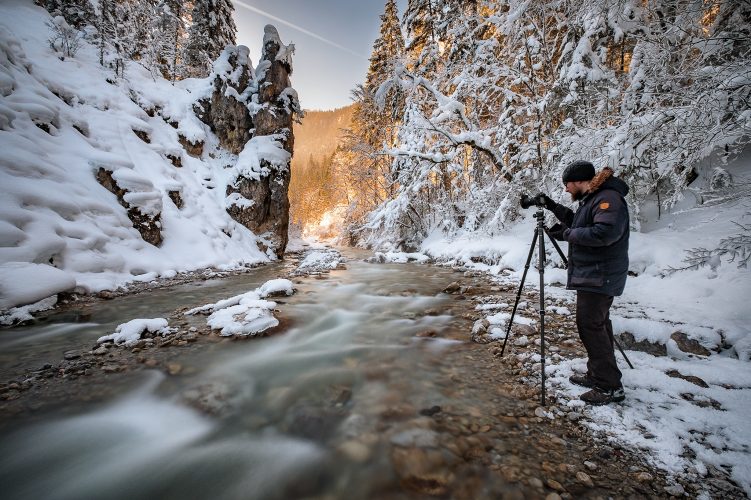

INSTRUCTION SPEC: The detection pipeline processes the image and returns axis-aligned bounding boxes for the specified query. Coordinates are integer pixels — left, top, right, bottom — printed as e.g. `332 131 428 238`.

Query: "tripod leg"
500 229 539 357
543 228 568 268
538 218 547 407
613 337 635 369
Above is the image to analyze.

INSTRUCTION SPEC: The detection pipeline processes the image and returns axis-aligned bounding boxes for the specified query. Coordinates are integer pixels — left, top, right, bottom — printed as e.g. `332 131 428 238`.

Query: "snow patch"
97 318 171 346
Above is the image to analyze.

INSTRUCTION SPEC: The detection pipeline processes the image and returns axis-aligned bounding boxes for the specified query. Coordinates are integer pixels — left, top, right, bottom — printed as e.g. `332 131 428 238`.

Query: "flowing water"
0 255 519 499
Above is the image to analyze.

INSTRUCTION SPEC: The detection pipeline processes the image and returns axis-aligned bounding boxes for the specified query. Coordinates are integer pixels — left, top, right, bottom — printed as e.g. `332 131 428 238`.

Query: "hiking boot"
580 386 625 406
569 373 596 388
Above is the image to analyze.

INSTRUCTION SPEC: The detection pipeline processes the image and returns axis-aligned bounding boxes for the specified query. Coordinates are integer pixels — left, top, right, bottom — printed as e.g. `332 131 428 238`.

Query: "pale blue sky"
232 0 407 111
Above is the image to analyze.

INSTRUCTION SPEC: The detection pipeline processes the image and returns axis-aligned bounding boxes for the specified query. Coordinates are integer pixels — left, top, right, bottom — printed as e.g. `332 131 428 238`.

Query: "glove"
547 223 568 241
535 192 556 211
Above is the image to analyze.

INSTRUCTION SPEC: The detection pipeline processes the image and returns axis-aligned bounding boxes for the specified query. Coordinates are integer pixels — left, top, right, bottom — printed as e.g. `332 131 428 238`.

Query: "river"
0 253 533 499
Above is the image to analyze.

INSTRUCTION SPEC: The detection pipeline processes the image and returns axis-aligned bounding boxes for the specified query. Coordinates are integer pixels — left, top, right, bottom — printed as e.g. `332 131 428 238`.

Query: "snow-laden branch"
377 64 513 182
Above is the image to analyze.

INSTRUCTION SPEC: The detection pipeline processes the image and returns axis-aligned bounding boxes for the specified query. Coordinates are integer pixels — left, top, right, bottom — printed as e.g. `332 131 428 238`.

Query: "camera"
520 193 545 209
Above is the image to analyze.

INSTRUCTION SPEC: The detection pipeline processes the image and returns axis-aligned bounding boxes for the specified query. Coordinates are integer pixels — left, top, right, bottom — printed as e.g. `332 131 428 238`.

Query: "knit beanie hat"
562 160 595 183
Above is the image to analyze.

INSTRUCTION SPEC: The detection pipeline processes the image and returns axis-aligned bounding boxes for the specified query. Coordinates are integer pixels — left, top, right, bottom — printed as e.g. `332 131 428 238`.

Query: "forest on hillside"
289 106 354 231
43 0 236 80
301 0 750 250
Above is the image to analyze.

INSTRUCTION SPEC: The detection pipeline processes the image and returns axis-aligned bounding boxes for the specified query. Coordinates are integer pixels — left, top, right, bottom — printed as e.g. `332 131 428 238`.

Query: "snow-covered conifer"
184 0 237 78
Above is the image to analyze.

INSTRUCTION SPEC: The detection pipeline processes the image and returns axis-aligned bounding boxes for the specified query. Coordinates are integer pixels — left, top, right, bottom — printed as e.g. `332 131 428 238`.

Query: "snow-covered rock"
185 278 295 337
97 318 171 346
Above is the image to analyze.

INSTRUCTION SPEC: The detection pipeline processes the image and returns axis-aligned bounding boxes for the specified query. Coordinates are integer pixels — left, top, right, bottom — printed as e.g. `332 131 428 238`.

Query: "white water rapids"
0 258 485 499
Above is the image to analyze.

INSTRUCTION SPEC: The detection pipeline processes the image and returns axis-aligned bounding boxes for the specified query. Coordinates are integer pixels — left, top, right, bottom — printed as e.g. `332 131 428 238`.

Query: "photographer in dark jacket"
538 160 630 405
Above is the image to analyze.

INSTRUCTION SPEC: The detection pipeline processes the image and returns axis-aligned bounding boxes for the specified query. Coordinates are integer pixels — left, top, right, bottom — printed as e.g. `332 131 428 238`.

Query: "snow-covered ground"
378 157 751 494
0 0 277 315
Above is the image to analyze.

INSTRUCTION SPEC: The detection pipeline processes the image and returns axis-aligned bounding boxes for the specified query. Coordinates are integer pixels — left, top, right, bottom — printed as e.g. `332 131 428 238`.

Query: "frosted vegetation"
326 0 750 250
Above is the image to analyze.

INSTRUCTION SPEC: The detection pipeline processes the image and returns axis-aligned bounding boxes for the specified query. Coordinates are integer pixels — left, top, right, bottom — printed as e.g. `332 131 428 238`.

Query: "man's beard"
570 189 585 201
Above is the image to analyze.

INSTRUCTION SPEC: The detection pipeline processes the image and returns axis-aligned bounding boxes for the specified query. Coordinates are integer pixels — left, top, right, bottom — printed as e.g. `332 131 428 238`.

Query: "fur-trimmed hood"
588 167 629 197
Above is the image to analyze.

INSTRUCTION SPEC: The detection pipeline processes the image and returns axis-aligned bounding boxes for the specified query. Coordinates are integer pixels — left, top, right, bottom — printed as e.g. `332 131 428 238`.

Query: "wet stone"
635 471 653 482
528 477 544 489
576 471 594 487
547 478 564 491
419 405 442 416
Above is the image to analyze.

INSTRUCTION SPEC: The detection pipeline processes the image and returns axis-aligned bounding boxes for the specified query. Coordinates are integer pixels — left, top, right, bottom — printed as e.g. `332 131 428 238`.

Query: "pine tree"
344 0 406 237
149 0 189 81
403 0 440 76
43 0 95 29
184 0 237 78
96 0 124 75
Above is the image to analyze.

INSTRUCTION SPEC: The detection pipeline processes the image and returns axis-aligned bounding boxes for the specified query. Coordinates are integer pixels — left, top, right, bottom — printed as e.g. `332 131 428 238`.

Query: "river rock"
338 440 371 463
528 477 543 489
635 471 653 482
670 332 711 356
390 428 439 448
576 471 594 487
92 346 108 355
664 483 685 496
391 447 451 496
547 478 564 491
545 494 562 500
616 331 667 356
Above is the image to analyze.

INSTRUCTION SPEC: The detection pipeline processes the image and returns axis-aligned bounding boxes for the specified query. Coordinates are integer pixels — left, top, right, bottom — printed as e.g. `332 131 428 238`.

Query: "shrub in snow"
666 222 751 274
46 16 82 59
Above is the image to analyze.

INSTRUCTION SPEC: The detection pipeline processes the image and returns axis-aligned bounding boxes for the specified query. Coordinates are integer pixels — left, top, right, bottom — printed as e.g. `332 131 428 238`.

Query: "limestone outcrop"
201 25 301 258
195 46 254 154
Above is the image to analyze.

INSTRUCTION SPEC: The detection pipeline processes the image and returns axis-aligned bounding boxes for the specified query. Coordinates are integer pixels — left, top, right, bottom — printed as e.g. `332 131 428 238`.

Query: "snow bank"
0 262 75 310
419 157 751 494
97 318 171 346
185 278 294 337
0 1 281 313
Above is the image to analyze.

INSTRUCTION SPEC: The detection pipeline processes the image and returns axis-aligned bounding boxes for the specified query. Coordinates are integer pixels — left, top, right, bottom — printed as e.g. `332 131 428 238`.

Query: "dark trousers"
576 291 622 390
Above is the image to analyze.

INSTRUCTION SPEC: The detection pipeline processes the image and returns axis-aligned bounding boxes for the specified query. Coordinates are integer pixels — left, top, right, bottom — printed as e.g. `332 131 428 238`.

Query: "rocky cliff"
197 26 300 258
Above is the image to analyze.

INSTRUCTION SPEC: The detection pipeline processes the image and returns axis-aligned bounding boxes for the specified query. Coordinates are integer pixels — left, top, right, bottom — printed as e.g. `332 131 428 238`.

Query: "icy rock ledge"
185 278 294 337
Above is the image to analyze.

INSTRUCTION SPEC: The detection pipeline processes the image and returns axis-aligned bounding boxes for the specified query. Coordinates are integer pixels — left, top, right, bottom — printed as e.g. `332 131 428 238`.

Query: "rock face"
195 46 254 154
224 26 298 258
197 28 298 258
95 168 162 246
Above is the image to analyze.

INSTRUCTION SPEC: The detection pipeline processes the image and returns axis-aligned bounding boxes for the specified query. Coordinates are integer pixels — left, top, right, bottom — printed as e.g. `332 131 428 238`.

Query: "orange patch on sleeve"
599 202 610 210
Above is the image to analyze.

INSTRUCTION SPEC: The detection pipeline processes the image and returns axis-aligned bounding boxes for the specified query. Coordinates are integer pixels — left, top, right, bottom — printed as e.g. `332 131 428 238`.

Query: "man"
538 160 630 405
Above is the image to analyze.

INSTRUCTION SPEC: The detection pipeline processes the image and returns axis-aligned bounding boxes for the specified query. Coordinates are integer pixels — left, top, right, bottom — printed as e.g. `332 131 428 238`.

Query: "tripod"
499 205 633 406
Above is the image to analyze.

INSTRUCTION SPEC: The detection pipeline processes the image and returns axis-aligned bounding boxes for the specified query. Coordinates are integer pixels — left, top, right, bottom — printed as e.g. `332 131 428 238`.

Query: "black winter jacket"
550 168 630 297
